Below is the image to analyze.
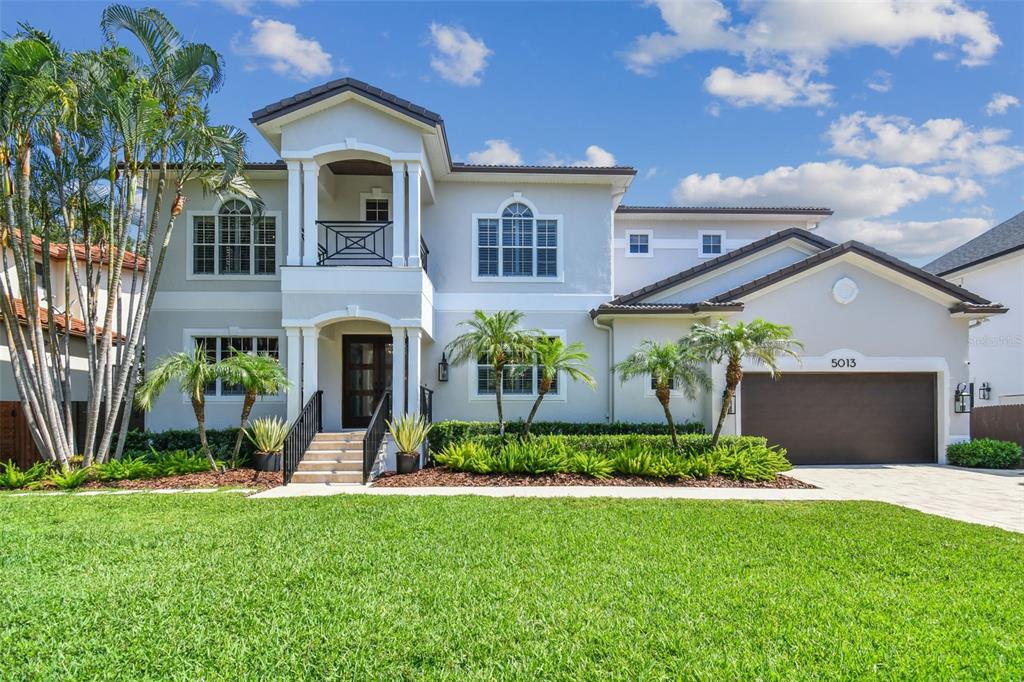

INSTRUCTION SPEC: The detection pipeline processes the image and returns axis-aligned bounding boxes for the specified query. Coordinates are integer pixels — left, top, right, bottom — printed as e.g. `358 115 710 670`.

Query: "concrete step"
307 441 363 452
290 471 363 485
315 431 365 440
303 450 364 462
297 459 361 472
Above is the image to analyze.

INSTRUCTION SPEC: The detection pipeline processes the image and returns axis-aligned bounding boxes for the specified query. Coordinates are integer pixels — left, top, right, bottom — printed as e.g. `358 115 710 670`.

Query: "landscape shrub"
150 449 217 476
0 460 49 489
947 439 1022 469
434 441 492 474
124 428 254 464
428 420 705 454
467 433 766 457
46 467 91 490
710 442 792 481
568 451 614 479
94 455 157 482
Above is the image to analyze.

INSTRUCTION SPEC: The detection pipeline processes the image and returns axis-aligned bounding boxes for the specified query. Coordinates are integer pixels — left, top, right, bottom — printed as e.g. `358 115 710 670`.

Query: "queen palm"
135 345 225 471
220 349 289 463
688 319 803 447
614 339 709 449
523 337 596 437
445 310 538 437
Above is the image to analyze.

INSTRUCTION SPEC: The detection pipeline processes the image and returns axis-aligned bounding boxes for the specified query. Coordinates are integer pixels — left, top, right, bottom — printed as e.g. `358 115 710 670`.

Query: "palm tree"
523 337 595 437
688 319 803 447
220 349 289 462
444 310 538 437
613 339 710 449
135 345 225 471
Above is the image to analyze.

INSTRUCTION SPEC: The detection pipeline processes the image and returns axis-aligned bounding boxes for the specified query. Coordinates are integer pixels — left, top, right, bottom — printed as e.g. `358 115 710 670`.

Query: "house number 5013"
831 358 857 368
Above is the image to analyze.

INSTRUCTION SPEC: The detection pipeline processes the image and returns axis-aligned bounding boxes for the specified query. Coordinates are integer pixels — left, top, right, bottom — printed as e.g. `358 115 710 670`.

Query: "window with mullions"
194 335 280 397
475 338 561 396
364 198 389 222
477 202 558 278
650 376 676 391
192 200 277 276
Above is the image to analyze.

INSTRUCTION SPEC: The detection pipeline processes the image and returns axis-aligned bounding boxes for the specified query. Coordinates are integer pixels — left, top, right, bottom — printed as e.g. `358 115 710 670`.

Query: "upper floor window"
699 230 725 258
192 199 277 276
475 200 560 280
362 195 390 222
626 229 653 258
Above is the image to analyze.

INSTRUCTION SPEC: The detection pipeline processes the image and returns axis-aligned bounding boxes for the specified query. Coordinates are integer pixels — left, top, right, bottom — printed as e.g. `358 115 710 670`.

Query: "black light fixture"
954 382 973 414
979 382 992 401
437 352 449 382
723 389 736 415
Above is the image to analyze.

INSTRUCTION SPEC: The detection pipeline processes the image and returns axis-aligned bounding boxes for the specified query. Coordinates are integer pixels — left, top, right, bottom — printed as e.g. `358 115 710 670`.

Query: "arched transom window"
192 199 277 276
476 201 559 279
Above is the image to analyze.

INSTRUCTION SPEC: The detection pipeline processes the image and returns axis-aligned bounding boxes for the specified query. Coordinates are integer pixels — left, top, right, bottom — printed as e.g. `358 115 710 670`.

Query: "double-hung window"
476 202 559 279
192 200 277 276
193 335 280 397
699 230 725 258
626 229 653 257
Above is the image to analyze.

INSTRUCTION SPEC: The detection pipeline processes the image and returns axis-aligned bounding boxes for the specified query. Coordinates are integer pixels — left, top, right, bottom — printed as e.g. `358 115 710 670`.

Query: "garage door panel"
741 373 937 465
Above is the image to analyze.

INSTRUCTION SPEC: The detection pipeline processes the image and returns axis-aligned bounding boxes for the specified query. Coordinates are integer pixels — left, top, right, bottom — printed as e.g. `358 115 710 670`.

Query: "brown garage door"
741 373 937 465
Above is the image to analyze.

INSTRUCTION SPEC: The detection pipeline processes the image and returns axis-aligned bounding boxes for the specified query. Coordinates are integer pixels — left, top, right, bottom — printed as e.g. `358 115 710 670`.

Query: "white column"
285 160 302 266
391 162 406 266
391 327 407 415
301 160 319 266
302 326 318 402
407 327 422 414
285 327 302 421
406 161 422 268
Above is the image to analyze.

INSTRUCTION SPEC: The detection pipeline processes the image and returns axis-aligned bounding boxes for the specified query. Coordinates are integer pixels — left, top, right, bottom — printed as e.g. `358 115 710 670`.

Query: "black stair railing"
420 385 434 466
363 390 392 483
419 237 429 273
317 220 391 266
283 390 322 485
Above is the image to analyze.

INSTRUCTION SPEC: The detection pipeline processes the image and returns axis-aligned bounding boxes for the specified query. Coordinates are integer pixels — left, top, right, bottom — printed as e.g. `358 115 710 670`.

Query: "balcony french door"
342 335 393 428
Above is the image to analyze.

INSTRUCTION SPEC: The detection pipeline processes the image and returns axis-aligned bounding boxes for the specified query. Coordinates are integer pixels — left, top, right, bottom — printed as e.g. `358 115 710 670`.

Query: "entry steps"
291 431 365 484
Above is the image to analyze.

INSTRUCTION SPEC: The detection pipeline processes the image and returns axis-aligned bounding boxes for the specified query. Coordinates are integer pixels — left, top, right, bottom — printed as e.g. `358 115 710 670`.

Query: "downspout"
592 316 614 422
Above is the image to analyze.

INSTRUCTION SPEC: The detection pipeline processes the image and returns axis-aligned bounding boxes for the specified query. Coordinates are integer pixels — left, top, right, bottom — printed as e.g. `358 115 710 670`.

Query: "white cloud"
645 167 658 179
866 69 892 93
828 112 1024 176
235 19 333 79
541 145 618 167
465 139 522 165
672 160 986 258
428 23 491 86
215 0 302 15
704 67 832 108
986 92 1021 116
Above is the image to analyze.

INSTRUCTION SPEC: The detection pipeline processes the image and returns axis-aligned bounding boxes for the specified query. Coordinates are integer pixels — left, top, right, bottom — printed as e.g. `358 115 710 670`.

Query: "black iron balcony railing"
317 220 391 266
419 237 429 273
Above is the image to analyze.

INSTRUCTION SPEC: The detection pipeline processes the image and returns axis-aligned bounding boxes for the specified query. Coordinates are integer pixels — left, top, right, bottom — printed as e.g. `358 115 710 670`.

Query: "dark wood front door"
741 372 937 465
342 335 393 428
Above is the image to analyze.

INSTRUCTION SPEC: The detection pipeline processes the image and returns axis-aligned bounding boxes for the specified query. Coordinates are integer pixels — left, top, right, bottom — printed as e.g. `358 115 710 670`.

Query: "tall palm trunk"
711 358 743 447
191 395 219 472
655 384 678 449
232 390 257 461
523 376 552 438
495 364 506 438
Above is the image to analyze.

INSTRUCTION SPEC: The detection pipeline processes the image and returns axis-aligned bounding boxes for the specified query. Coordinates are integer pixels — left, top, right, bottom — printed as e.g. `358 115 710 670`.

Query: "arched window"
476 200 558 279
192 199 277 276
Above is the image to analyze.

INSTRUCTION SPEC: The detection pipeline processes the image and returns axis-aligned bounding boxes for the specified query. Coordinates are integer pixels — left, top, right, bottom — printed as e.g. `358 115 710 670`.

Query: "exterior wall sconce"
723 389 736 415
979 382 992 401
437 352 449 382
954 382 973 414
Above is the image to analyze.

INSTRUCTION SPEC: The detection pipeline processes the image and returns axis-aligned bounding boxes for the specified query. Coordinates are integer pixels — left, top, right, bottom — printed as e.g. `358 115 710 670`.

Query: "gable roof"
9 297 122 342
608 228 837 306
707 240 999 309
617 205 833 216
589 302 744 318
923 211 1024 276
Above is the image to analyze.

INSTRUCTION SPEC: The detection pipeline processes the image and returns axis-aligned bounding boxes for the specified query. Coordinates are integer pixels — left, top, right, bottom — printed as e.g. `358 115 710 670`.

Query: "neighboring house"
925 211 1024 406
1 232 145 464
143 78 1005 474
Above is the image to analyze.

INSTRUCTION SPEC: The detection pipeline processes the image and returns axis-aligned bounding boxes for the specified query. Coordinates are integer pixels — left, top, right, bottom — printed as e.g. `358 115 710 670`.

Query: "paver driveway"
787 464 1024 533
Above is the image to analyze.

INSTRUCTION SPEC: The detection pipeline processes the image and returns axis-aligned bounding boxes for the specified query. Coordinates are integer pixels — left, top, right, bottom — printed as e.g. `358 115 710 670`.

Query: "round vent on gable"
832 277 859 305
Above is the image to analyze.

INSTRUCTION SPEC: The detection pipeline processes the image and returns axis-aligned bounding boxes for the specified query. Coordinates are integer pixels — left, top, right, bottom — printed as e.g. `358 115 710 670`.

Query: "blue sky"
4 0 1023 263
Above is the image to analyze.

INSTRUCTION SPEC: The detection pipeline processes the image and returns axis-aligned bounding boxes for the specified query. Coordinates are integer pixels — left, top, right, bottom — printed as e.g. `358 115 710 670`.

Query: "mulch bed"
372 466 816 489
76 468 281 491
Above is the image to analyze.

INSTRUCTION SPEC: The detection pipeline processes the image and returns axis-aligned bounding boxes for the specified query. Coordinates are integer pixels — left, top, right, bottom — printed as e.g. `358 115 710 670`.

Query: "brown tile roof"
452 163 637 175
617 205 833 216
9 297 122 341
10 230 147 272
590 302 744 318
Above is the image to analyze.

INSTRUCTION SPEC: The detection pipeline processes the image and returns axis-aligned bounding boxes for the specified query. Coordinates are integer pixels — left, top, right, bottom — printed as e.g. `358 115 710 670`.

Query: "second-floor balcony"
316 220 429 272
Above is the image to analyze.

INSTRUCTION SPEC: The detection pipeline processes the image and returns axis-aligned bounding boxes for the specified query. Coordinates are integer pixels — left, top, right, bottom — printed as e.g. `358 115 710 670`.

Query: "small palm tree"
220 349 289 463
445 310 538 437
614 339 709 449
523 337 596 437
688 319 804 447
135 345 224 471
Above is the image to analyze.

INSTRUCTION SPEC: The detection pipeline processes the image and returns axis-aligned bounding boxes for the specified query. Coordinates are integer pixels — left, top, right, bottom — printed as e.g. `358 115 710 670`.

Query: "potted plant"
244 416 288 472
388 413 433 474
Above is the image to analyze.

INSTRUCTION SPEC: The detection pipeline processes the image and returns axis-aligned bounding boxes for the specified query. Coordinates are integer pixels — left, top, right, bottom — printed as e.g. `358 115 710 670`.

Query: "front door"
342 335 393 428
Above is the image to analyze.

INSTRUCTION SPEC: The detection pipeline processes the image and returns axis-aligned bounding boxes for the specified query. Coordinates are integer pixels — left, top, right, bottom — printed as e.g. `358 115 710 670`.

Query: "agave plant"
387 414 433 455
244 416 289 454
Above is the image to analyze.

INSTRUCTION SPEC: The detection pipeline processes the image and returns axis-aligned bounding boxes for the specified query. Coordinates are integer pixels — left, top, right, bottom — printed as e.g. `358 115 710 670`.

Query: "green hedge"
428 420 705 454
947 439 1022 469
124 428 254 464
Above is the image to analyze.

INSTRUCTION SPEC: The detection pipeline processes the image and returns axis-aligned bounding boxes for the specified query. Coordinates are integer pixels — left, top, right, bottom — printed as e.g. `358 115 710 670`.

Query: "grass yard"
1 495 1021 680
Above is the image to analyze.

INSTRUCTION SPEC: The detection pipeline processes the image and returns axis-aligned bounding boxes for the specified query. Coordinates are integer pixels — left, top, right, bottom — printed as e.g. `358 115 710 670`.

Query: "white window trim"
181 328 286 402
185 197 282 281
359 190 392 221
471 196 565 283
644 376 688 399
625 229 654 258
468 329 568 402
698 229 726 259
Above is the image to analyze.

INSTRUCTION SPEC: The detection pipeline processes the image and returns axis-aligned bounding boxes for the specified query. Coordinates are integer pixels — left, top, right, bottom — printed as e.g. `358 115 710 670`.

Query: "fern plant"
611 442 658 477
0 460 49 489
244 416 288 454
569 451 614 479
47 467 92 490
387 414 433 455
152 448 215 476
94 455 156 482
435 441 492 473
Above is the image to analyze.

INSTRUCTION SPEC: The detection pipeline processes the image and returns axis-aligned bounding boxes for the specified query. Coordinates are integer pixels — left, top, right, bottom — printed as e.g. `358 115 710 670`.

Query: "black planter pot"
253 452 282 472
397 453 419 474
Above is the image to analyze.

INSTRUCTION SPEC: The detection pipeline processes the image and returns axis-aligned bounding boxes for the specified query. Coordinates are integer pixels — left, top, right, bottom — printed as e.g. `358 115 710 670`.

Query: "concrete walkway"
252 465 1024 533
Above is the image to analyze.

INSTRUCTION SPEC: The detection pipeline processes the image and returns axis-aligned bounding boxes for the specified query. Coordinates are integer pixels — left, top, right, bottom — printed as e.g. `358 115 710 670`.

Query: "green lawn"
1 494 1021 680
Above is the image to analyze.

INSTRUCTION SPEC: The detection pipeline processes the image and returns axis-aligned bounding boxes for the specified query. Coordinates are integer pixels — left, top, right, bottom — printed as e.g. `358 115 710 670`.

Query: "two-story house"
144 78 1005 481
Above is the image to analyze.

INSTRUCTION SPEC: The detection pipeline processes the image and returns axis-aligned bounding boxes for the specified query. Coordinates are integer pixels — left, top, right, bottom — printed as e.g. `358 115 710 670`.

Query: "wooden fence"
971 405 1024 450
1 401 144 467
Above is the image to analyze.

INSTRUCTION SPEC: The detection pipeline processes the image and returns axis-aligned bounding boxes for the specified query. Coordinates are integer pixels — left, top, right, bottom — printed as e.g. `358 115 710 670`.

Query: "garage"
741 373 937 465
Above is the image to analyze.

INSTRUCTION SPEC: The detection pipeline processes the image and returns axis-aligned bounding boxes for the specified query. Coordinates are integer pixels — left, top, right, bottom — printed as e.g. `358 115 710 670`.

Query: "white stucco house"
143 78 1006 481
926 211 1024 406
